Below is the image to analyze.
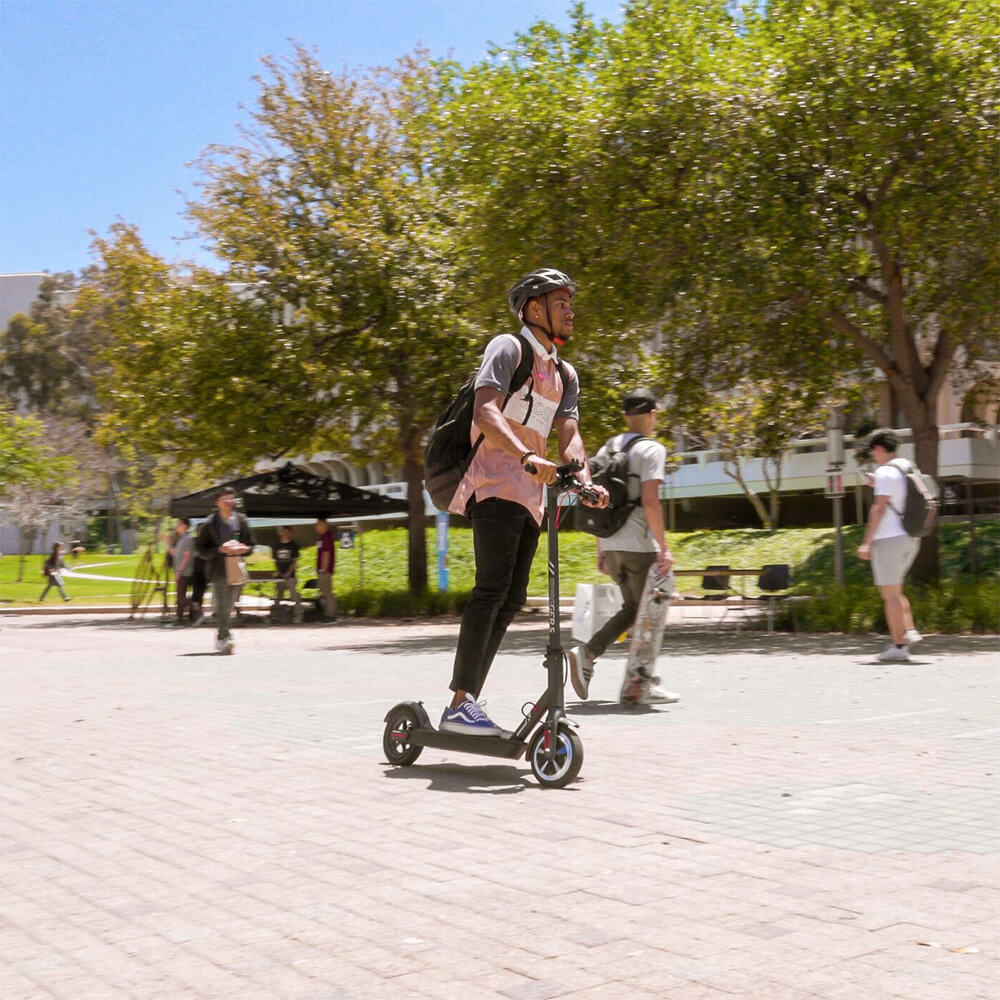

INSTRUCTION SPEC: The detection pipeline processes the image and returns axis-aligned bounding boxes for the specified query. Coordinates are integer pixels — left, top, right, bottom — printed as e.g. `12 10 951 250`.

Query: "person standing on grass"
189 531 209 627
39 542 71 602
314 518 337 620
857 429 923 662
172 518 195 623
273 525 303 623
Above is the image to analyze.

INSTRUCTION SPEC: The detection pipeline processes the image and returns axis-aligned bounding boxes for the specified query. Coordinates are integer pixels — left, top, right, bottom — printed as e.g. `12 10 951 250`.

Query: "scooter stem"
543 477 566 756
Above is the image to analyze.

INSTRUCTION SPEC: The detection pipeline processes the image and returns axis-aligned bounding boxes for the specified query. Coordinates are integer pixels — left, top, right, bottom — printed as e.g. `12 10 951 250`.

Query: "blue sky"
1 0 624 276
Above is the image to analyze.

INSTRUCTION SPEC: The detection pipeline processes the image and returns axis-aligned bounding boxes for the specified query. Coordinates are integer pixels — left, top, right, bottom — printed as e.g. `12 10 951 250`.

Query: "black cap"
623 388 658 415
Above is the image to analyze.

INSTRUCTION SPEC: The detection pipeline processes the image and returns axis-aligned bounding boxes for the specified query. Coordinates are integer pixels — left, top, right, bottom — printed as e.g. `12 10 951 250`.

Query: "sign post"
825 411 846 586
436 511 449 592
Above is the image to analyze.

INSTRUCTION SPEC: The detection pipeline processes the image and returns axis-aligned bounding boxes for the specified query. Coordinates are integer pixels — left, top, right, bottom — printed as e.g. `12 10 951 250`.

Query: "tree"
0 272 108 421
430 2 742 446
88 50 481 593
0 407 78 579
686 0 997 469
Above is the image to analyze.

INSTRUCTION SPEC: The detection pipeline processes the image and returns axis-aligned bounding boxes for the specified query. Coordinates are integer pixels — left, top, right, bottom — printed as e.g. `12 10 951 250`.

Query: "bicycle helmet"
507 268 576 320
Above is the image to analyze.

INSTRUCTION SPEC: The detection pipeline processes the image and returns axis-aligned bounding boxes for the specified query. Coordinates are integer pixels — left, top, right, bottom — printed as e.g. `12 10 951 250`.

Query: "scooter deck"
409 726 526 759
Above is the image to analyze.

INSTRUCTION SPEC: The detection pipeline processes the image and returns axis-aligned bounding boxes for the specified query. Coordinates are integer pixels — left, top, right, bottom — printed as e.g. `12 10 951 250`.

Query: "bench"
670 565 799 631
236 569 308 619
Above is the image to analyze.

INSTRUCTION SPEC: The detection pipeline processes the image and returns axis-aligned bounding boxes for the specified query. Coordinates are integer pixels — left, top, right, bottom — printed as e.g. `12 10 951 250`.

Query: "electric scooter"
382 462 598 788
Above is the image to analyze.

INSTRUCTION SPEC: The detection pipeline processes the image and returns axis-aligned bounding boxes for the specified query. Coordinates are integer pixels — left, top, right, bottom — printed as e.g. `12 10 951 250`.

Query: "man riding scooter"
441 268 609 736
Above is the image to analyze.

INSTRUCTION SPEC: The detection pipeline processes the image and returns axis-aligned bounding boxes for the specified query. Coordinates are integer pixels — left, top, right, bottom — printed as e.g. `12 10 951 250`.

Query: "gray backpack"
887 458 939 538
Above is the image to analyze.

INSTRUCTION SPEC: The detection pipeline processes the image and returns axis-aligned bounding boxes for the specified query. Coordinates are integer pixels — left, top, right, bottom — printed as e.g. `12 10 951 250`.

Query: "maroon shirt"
317 531 335 573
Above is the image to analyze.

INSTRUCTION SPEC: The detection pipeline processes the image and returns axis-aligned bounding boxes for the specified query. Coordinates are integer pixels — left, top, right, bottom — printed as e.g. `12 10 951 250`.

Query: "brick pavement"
1 614 998 999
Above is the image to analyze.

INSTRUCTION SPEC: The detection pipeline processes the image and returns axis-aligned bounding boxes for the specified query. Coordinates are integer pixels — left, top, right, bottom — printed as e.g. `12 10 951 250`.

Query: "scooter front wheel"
383 705 424 766
528 724 583 789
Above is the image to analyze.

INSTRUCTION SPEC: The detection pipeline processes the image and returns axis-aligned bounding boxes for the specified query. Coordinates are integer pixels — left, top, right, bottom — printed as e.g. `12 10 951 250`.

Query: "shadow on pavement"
9 614 998 660
381 762 534 794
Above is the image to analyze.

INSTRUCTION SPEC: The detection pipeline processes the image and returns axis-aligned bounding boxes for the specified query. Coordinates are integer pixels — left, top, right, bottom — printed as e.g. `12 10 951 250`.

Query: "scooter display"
382 462 598 788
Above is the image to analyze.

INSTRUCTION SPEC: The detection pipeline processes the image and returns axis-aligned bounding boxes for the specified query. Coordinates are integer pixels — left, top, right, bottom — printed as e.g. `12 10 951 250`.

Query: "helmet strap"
525 294 570 348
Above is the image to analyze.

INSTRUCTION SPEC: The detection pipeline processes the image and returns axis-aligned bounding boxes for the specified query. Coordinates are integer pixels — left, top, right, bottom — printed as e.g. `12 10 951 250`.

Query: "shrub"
791 578 999 634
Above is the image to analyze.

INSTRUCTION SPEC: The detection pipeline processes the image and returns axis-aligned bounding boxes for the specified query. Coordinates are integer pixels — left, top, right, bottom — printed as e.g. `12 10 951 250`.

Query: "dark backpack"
424 333 559 511
576 434 647 538
887 458 940 538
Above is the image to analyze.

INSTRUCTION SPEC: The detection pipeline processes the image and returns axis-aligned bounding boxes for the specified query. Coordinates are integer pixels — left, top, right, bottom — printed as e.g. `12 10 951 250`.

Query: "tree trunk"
722 460 773 528
763 456 783 529
17 527 29 582
909 421 940 585
405 446 428 595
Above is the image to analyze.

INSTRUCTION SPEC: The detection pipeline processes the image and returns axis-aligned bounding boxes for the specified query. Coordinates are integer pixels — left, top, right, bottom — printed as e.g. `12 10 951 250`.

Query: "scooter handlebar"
521 458 600 503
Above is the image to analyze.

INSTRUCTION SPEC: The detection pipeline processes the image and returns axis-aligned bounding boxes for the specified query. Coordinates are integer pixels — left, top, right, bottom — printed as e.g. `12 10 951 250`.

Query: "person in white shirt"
857 429 923 662
568 388 678 703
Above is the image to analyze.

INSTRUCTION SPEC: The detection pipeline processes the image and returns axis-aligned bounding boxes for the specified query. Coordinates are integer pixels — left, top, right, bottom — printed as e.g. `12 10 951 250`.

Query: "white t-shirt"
596 432 667 553
872 460 909 540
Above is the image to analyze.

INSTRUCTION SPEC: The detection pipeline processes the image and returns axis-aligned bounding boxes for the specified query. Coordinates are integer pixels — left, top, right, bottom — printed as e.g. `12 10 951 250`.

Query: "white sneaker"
878 645 910 662
903 628 923 648
639 685 681 705
215 637 234 655
568 644 595 700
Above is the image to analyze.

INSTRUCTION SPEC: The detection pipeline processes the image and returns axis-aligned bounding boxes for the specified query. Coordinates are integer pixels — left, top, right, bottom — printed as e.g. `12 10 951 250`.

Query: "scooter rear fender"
383 700 433 729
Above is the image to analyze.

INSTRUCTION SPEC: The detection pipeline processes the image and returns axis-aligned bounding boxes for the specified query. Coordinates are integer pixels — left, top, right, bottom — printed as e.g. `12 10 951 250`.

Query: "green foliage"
0 408 65 492
791 579 1000 635
65 4 996 593
0 273 106 422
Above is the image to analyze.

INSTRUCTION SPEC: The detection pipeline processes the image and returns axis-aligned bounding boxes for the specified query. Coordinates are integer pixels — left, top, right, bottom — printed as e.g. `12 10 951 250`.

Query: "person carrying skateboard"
441 267 609 736
568 387 679 705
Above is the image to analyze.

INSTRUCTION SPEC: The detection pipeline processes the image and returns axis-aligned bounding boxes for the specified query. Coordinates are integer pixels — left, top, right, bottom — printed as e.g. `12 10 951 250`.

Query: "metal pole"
436 511 449 592
833 492 844 585
826 410 846 587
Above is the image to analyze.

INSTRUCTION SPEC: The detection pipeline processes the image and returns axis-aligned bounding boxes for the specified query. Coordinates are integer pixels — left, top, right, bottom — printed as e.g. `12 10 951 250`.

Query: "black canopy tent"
168 463 409 521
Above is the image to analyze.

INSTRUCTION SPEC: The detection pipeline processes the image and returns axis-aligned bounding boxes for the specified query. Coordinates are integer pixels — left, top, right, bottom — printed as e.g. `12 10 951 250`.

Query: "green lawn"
1 552 150 606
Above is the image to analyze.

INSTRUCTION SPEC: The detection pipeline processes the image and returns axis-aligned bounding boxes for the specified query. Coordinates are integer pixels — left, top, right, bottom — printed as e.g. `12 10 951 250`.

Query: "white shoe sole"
640 691 681 705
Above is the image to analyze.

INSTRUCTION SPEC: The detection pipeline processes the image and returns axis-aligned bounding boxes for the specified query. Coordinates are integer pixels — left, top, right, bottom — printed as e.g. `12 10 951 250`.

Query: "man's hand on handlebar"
523 455 559 485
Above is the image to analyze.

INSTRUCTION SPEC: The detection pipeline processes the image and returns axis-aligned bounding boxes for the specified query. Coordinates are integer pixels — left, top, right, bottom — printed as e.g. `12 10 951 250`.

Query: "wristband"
520 450 536 467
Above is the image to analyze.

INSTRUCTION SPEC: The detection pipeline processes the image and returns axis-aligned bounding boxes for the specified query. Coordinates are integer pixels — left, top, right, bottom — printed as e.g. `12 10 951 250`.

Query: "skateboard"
620 565 674 703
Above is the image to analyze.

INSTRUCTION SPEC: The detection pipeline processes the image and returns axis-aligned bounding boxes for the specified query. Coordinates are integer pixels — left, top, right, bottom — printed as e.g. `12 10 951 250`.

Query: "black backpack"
887 458 940 538
576 433 647 538
424 333 561 511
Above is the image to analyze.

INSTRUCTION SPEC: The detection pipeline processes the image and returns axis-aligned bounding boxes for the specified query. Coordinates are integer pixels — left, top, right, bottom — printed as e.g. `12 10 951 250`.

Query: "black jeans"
450 497 540 697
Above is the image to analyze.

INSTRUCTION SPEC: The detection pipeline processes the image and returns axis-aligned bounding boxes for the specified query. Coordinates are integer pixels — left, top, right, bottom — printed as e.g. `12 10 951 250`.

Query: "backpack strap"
465 332 544 468
510 332 535 395
885 457 912 518
609 433 648 505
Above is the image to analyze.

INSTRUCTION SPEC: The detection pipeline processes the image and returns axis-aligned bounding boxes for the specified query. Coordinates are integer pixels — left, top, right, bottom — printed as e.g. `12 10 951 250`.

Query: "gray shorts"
871 535 920 586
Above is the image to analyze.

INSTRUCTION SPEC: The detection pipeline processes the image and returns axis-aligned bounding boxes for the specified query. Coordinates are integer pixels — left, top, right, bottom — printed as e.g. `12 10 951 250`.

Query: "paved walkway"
1 614 998 999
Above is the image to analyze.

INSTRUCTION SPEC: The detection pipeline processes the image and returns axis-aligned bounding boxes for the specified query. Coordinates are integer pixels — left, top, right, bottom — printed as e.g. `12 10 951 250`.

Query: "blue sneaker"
440 694 501 736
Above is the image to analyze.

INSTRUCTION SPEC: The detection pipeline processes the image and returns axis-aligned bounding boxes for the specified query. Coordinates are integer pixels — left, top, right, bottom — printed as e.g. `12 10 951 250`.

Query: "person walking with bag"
568 388 678 704
39 542 71 602
195 487 254 654
857 429 924 662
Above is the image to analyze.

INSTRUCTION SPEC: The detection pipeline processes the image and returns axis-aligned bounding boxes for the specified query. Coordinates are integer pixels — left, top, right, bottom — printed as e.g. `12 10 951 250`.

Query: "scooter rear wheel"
383 705 424 766
528 724 583 788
